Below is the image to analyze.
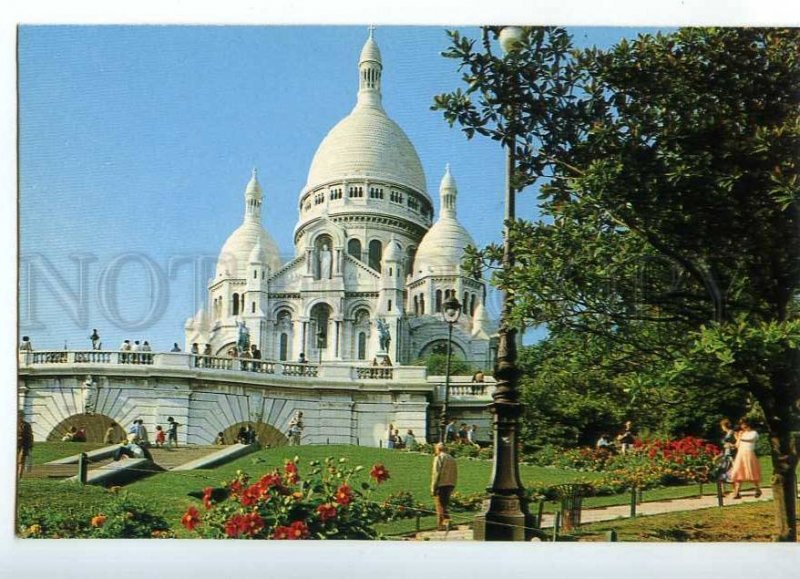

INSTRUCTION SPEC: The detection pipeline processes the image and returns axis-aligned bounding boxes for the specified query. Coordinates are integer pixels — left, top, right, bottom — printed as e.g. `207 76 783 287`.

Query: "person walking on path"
89 329 101 350
431 443 458 531
17 410 33 479
730 418 762 499
166 416 180 448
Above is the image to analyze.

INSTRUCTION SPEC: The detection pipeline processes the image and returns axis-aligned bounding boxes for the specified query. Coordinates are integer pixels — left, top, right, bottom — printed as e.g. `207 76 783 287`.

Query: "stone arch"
345 299 373 320
347 237 362 261
46 412 125 443
221 421 289 448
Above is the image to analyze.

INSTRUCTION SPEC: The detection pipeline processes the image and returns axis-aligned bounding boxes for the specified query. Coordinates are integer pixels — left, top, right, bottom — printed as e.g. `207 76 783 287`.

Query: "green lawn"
15 445 778 538
29 442 109 464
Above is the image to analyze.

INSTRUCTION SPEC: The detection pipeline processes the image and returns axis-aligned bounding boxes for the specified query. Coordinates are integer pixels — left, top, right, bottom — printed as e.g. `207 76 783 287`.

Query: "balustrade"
281 363 318 377
356 367 394 380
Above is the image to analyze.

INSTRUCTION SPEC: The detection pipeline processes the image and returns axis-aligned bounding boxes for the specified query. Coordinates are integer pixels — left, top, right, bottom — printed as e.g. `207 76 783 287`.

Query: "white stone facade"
184 30 496 368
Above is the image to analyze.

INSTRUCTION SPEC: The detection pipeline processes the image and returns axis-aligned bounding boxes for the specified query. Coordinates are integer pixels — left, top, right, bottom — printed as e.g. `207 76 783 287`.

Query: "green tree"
434 27 800 540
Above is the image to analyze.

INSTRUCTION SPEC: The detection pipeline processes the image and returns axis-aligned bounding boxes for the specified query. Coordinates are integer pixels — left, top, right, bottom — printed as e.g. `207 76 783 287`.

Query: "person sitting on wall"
403 429 418 451
171 343 182 352
62 426 77 442
214 432 226 445
72 426 87 443
19 336 33 351
298 352 307 364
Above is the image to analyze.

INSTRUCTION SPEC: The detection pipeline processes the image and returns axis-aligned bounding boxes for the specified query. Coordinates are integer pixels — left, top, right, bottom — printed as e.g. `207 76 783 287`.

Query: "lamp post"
439 296 462 443
473 26 539 541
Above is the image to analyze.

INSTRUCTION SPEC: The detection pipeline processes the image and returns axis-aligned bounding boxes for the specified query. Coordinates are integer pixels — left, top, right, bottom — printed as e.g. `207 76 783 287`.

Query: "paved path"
413 488 774 541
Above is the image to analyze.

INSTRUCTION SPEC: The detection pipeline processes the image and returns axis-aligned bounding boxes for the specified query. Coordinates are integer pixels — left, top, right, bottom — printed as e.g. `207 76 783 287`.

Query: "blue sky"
18 25 667 351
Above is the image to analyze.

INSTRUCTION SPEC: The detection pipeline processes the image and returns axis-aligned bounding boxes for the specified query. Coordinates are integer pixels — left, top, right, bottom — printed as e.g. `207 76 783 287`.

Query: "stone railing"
355 367 394 380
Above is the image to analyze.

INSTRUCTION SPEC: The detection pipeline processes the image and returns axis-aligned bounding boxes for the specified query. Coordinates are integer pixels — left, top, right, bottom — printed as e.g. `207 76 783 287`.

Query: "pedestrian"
386 423 395 449
467 425 479 448
730 418 762 499
617 420 635 454
171 343 182 352
393 429 404 449
132 340 142 364
288 411 304 446
430 443 458 531
104 425 117 444
214 431 226 445
154 425 166 447
89 329 101 350
141 341 152 364
17 410 33 479
120 339 131 363
136 419 149 447
596 433 613 450
403 429 418 451
444 419 457 443
457 423 469 444
236 426 248 444
166 416 180 448
190 343 199 355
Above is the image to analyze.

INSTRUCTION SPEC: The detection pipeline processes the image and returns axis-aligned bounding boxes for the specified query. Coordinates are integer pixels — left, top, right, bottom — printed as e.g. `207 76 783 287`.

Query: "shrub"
181 457 392 540
18 490 174 539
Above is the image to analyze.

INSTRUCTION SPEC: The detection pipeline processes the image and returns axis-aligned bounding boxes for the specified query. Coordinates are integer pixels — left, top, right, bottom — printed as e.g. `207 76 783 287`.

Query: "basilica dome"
301 29 429 201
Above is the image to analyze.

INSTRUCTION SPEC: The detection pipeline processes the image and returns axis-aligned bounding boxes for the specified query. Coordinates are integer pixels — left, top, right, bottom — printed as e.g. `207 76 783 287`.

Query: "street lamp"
473 25 539 541
439 296 462 443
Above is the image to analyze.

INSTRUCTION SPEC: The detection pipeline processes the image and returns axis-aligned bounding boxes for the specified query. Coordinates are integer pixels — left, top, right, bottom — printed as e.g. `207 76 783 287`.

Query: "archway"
47 413 125 443
221 421 289 448
309 302 332 361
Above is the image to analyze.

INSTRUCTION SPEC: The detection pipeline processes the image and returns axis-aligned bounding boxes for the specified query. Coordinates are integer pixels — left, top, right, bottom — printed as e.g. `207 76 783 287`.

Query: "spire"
244 167 263 222
357 26 383 109
439 164 457 218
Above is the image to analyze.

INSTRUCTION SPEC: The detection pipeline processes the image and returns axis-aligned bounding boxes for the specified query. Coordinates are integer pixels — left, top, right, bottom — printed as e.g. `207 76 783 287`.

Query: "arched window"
254 270 258 279
388 299 392 312
348 238 362 261
310 303 332 350
435 290 442 313
232 293 240 316
279 333 288 361
368 240 382 272
357 332 367 360
413 295 419 315
463 292 469 312
419 295 425 315
470 294 476 316
251 301 256 314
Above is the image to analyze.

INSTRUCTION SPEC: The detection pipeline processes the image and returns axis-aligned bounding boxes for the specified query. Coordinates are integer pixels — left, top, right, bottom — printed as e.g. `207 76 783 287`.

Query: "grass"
29 442 109 464
570 500 779 542
15 445 780 539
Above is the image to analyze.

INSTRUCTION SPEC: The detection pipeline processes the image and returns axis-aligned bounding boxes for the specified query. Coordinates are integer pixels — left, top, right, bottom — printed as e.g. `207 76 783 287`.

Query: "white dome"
304 105 428 197
414 216 474 275
216 221 281 278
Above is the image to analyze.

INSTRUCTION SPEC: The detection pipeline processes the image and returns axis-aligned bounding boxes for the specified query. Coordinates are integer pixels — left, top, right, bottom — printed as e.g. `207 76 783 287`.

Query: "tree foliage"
434 27 800 540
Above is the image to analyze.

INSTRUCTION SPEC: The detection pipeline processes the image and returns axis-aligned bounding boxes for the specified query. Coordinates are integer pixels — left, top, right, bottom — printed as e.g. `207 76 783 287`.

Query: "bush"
180 457 392 540
18 488 174 539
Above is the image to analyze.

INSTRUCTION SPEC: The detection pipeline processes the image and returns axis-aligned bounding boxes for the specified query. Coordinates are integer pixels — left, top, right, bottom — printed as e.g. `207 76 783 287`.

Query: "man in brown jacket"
431 442 458 531
17 410 33 479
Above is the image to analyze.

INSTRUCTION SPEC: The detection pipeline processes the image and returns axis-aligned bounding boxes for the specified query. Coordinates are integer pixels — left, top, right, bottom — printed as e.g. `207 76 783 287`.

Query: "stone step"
147 445 224 470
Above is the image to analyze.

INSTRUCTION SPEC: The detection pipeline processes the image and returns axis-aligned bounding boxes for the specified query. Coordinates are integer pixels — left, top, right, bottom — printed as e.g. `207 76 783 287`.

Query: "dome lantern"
357 26 383 109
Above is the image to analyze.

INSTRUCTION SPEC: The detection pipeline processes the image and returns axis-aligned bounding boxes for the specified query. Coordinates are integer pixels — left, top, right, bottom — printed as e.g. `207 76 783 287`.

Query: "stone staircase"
147 446 224 471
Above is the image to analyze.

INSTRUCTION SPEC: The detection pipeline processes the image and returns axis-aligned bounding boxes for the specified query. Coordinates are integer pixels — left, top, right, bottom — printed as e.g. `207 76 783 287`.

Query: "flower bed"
181 456 404 540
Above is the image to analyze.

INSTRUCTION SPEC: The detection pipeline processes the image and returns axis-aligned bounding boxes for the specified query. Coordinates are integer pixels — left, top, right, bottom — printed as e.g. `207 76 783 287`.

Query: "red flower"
316 502 338 521
288 520 309 540
202 487 213 510
228 480 244 497
242 512 264 536
284 461 299 484
258 472 283 492
272 525 290 540
224 514 246 538
240 484 262 507
370 463 390 484
181 506 201 532
334 484 353 506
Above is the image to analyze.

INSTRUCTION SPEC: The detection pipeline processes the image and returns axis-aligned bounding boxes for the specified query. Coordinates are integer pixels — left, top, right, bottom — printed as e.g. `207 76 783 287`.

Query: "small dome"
471 302 492 339
245 168 262 198
216 221 281 278
382 236 402 262
414 217 475 275
359 30 382 64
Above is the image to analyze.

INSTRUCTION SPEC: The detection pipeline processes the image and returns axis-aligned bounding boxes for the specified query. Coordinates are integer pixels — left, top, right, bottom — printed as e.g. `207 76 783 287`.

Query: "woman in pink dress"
729 419 762 499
